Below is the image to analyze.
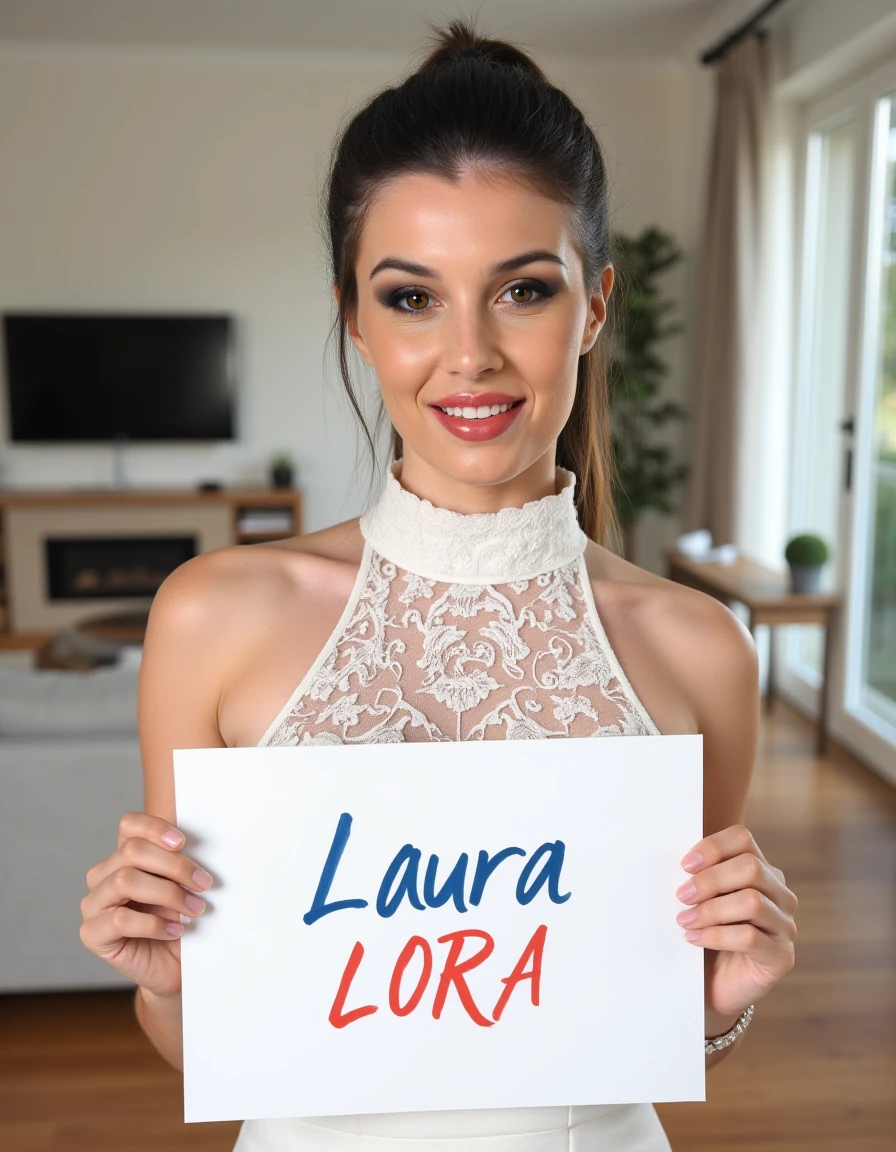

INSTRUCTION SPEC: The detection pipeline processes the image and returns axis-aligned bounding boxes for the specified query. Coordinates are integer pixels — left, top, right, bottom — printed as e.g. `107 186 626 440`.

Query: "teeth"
439 403 514 419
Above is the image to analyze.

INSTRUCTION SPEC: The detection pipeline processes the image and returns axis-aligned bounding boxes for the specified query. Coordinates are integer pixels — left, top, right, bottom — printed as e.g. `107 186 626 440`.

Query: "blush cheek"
373 346 436 432
521 320 580 428
526 368 578 449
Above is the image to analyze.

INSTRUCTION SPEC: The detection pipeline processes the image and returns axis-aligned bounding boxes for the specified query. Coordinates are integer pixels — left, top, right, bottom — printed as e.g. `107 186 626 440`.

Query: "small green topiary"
784 533 830 567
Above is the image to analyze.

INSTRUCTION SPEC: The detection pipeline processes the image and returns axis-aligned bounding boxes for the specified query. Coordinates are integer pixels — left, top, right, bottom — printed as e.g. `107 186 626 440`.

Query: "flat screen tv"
2 312 237 441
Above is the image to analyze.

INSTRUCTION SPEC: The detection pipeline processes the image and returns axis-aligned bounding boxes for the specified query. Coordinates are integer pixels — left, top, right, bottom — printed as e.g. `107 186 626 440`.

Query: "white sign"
174 735 704 1123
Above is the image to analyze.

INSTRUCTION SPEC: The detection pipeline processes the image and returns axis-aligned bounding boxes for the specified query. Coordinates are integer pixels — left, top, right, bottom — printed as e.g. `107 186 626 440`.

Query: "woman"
79 18 798 1151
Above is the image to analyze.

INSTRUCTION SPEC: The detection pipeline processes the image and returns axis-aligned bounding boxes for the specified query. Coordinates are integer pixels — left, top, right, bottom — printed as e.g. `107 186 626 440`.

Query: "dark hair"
324 17 621 550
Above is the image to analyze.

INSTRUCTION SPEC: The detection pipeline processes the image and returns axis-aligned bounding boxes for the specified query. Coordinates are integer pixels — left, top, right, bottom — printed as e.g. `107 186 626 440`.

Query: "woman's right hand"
79 812 213 997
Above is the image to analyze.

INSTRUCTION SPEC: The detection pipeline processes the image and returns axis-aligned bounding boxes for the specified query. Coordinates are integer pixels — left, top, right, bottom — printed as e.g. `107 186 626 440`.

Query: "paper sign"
173 735 704 1123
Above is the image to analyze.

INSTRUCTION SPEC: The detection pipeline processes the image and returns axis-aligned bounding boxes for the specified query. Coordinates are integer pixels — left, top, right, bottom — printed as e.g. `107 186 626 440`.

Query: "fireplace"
45 536 197 600
5 500 232 631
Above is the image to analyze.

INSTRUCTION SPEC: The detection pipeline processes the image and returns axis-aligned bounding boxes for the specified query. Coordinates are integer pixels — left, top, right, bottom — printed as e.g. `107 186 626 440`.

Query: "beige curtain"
686 33 771 543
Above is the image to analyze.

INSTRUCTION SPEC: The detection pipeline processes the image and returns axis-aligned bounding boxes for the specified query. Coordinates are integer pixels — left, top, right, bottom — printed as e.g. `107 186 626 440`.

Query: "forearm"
704 1005 743 1071
134 986 184 1072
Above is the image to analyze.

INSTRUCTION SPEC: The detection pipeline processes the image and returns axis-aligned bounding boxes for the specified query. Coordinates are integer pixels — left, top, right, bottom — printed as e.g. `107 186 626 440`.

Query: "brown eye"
406 291 430 310
501 280 552 307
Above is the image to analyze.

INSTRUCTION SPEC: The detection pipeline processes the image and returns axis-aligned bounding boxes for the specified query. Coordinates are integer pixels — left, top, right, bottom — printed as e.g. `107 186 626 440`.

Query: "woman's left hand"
675 824 798 1020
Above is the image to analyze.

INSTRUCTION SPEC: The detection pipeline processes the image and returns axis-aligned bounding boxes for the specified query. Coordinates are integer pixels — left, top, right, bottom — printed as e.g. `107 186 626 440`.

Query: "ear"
335 281 375 367
580 264 615 356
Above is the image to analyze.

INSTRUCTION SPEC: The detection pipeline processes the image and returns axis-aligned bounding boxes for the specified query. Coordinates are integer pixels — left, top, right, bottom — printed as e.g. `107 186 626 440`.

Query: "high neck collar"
359 461 587 583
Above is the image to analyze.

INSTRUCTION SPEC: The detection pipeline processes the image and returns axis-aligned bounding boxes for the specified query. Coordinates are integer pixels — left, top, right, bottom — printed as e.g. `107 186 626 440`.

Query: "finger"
82 865 208 924
131 902 197 929
79 904 185 959
681 920 796 974
88 811 184 888
85 811 193 888
676 888 797 942
682 828 799 917
676 852 794 911
87 832 213 895
681 824 768 872
116 811 186 853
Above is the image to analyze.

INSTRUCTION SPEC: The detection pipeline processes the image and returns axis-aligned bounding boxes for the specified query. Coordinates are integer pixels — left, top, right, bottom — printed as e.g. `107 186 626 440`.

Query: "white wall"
0 44 688 559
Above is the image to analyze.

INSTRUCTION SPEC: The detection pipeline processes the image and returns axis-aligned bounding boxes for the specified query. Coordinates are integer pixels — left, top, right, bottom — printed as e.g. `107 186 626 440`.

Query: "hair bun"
415 18 548 83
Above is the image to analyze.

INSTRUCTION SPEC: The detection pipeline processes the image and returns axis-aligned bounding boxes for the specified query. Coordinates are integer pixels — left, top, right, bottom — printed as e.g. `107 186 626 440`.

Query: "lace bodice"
257 464 659 747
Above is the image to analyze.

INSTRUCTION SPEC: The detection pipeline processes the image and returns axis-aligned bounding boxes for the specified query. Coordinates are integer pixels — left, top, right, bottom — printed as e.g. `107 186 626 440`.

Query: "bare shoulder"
152 517 364 607
143 517 365 714
583 540 759 734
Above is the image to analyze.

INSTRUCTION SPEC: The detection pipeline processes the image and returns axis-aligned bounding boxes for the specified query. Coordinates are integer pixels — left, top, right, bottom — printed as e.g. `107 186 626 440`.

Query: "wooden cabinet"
0 486 302 644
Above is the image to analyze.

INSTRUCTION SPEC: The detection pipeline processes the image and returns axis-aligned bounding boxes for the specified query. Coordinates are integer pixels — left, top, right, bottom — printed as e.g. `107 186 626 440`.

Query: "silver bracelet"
704 1003 754 1055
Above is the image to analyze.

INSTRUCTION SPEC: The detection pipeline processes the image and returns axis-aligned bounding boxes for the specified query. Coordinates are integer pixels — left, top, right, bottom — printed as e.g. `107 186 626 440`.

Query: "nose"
440 301 504 380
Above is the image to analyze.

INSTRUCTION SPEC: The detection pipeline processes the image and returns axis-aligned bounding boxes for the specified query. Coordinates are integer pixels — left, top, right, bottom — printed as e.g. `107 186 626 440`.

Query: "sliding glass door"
852 91 896 737
785 59 896 781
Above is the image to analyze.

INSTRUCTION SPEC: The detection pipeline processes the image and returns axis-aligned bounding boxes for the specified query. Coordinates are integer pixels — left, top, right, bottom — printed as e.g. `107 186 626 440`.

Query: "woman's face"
345 168 613 508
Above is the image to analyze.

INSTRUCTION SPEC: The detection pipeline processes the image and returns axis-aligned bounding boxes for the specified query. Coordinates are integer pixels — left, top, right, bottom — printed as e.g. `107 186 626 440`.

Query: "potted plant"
269 452 295 489
608 226 689 561
784 533 830 594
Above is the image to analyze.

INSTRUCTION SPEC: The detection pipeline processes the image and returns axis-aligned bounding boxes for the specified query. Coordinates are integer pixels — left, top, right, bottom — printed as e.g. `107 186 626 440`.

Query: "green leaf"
608 224 688 531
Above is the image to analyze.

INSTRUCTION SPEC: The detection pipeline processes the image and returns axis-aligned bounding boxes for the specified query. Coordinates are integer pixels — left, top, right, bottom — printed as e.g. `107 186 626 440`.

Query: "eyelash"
383 279 553 317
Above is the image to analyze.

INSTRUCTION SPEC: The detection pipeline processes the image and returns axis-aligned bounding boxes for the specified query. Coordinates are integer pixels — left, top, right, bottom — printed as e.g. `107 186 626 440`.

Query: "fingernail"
677 909 697 925
184 893 206 913
192 867 213 889
161 828 184 848
676 881 698 901
684 929 703 942
166 921 185 936
681 851 703 871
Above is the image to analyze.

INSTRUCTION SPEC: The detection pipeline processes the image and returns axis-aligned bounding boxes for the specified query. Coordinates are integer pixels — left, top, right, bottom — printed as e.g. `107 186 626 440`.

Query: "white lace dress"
234 464 673 1152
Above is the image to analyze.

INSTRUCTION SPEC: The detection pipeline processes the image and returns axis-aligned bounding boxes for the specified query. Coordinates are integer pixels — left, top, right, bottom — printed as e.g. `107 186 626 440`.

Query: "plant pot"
788 564 822 594
271 465 293 488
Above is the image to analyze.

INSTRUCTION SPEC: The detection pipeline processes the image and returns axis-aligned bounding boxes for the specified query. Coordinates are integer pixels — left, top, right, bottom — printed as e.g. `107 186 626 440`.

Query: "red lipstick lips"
430 392 524 442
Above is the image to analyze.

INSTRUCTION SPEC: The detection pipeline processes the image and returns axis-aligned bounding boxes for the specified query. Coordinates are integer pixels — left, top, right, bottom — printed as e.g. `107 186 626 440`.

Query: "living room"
1 1 895 1150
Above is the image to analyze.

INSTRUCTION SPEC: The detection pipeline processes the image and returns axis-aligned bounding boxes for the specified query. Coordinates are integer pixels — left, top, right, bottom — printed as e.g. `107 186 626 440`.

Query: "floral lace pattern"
260 548 658 747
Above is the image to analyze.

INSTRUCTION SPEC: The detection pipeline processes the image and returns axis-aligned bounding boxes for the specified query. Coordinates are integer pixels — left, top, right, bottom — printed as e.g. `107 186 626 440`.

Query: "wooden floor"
1 700 894 1151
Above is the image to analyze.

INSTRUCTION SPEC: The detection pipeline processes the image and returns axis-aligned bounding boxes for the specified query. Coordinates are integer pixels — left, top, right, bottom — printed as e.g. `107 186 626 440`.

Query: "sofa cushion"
0 666 140 737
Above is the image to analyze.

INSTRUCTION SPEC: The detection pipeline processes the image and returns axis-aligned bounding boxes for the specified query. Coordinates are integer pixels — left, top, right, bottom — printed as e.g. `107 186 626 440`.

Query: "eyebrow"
369 249 567 280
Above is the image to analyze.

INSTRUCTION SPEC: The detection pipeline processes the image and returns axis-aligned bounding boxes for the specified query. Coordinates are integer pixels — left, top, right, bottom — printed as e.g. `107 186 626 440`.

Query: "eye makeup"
377 278 558 317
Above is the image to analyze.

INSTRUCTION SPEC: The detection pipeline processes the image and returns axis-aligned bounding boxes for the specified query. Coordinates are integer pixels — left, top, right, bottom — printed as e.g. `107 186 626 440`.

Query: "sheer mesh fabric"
260 549 657 747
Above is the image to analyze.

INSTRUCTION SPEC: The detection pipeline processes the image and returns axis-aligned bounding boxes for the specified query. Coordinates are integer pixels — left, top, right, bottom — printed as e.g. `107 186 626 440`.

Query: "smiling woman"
326 31 619 534
363 226 573 446
346 174 606 482
77 13 798 1152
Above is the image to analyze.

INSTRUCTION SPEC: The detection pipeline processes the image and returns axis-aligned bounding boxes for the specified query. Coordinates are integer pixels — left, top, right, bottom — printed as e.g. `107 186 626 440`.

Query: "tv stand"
111 434 128 489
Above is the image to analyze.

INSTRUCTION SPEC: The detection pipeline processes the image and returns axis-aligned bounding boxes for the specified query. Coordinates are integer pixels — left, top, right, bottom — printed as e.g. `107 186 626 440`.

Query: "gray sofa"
0 658 145 992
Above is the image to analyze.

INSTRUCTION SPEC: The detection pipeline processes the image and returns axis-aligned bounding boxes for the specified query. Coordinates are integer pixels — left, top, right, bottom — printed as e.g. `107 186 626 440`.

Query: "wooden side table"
664 550 842 754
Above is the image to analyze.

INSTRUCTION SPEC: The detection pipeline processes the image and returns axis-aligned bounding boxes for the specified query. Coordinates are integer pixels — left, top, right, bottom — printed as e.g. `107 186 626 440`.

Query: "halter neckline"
358 461 587 583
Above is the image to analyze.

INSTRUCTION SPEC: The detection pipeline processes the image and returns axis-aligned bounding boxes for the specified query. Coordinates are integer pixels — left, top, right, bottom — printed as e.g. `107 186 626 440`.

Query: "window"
786 59 896 774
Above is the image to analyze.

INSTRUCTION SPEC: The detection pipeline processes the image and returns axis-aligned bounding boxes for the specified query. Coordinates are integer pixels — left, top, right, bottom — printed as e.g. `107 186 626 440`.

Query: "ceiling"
0 0 725 62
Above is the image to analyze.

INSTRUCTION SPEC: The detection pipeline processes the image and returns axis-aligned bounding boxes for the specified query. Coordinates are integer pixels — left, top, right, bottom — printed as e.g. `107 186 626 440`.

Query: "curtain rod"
699 0 791 66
